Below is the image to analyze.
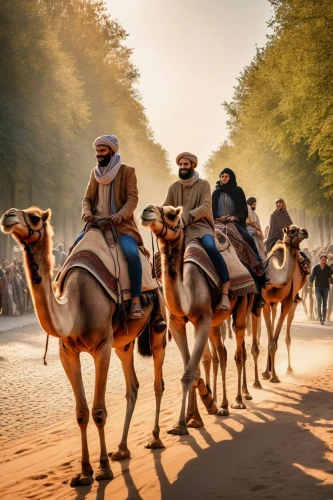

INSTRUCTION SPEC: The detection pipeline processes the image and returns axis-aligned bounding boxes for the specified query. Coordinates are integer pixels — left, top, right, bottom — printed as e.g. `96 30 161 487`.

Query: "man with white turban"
80 135 144 318
162 152 230 311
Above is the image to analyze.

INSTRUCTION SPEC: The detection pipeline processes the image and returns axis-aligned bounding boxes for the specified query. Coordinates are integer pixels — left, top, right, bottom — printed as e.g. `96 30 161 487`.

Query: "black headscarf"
212 168 248 224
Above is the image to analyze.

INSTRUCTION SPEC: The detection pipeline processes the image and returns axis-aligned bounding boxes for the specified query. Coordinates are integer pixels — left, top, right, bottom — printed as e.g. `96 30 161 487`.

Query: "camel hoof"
217 407 229 417
262 371 270 379
243 393 253 400
95 468 113 482
70 472 94 487
231 401 247 410
109 448 130 461
253 381 262 389
207 402 218 415
286 367 294 375
167 422 189 435
270 377 281 384
187 418 204 429
145 437 165 449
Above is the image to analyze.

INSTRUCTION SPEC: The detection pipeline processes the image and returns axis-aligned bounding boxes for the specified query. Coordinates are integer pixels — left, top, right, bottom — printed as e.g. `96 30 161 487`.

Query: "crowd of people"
0 252 32 316
0 243 68 316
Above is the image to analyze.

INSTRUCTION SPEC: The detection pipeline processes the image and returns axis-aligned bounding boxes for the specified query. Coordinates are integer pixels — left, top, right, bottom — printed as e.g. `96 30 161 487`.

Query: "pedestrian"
309 253 333 325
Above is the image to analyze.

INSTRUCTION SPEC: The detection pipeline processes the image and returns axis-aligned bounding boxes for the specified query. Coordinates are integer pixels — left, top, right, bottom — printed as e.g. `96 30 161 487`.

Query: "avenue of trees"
205 0 333 246
0 0 171 257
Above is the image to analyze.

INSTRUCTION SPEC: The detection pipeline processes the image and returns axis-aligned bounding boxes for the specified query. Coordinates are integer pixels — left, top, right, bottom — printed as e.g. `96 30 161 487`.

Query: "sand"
0 308 333 500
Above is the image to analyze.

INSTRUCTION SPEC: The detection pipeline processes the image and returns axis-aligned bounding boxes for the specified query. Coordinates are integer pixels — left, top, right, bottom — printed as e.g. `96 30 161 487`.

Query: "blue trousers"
74 231 142 298
201 234 230 284
315 288 329 321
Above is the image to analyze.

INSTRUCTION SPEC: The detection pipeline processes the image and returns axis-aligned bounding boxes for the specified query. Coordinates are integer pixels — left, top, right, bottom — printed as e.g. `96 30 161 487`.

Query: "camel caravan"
1 138 319 487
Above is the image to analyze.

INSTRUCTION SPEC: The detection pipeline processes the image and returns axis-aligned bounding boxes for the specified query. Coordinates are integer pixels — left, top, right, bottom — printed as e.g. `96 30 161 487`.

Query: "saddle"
57 228 157 303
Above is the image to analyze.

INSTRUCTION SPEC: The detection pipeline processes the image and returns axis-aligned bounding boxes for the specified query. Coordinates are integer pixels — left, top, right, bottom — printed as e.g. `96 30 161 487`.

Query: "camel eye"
29 214 41 225
168 213 177 221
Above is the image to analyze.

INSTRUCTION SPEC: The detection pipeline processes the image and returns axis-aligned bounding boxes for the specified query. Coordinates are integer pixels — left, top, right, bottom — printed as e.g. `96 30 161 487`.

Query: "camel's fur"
261 225 308 383
1 206 166 486
140 204 258 434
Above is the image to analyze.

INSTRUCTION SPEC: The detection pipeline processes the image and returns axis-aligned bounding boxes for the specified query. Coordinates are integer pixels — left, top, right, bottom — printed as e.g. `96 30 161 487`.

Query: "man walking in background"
309 253 333 325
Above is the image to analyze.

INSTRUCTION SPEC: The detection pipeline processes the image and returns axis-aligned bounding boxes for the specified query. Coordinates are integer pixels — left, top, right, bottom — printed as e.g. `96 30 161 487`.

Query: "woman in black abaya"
212 168 261 257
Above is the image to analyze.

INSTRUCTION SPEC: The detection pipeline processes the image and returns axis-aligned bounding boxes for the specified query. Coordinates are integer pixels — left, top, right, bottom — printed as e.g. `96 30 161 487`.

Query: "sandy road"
0 309 332 499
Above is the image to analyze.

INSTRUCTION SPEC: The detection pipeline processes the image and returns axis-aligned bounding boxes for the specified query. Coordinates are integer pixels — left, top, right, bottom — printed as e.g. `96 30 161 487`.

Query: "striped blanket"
184 237 256 298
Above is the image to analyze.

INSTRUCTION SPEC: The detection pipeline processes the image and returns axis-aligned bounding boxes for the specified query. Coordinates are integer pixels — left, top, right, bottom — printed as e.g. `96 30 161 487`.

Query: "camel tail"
137 321 152 357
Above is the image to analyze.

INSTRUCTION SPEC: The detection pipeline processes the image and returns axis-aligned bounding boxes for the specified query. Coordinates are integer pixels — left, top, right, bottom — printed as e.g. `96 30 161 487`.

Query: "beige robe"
163 178 215 246
82 164 143 245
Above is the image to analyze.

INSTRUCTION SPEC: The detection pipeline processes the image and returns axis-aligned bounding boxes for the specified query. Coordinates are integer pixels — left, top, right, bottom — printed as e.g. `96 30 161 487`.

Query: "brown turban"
176 152 198 167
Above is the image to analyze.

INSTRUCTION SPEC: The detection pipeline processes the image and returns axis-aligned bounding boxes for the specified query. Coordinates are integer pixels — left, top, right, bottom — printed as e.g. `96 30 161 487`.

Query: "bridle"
19 210 46 285
156 206 182 238
284 231 302 249
20 210 46 244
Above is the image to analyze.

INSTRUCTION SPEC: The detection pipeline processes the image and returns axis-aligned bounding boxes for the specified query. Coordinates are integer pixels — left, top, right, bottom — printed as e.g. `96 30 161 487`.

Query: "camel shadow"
152 386 333 500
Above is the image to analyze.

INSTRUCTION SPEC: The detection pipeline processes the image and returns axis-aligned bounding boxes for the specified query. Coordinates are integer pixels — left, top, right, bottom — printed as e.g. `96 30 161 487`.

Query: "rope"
43 334 49 365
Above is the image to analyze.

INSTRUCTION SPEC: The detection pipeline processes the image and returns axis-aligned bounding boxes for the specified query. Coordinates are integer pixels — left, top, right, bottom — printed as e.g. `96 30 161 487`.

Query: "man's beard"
97 153 112 166
179 168 193 180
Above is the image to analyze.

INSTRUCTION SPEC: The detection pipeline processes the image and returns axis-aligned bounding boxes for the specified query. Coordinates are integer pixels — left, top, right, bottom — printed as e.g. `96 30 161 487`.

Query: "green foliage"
0 0 170 214
205 0 333 216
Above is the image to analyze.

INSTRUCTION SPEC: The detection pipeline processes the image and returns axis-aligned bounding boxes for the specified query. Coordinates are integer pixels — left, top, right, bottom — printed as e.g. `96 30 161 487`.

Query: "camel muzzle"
0 211 19 232
139 207 157 225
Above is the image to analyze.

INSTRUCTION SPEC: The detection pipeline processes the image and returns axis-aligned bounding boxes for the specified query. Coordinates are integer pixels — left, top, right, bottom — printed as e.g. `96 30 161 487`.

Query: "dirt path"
0 309 332 499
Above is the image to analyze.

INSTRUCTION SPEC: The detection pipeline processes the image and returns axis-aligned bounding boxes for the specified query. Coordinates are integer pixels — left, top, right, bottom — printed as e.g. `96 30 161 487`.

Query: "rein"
156 206 182 238
19 211 45 285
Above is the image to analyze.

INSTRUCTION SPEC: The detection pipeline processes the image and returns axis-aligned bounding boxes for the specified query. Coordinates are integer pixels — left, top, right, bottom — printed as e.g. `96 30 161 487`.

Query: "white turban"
93 135 119 153
176 152 198 167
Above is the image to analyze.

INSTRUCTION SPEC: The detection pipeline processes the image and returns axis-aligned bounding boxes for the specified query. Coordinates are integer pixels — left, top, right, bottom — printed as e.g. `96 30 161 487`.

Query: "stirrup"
218 293 230 312
128 302 144 319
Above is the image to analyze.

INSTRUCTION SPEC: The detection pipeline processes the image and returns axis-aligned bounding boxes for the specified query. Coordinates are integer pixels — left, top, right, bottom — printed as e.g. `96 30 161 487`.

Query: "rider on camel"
163 152 230 311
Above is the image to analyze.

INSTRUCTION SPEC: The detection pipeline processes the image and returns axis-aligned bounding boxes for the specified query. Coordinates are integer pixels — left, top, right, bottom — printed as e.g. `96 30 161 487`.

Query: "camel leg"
110 342 139 461
59 345 94 487
251 312 262 389
269 299 292 383
309 287 314 320
262 303 273 379
231 297 247 410
168 314 212 435
286 301 297 375
272 302 278 331
145 330 166 450
210 336 219 403
92 342 113 481
201 340 212 393
210 325 229 416
227 316 233 339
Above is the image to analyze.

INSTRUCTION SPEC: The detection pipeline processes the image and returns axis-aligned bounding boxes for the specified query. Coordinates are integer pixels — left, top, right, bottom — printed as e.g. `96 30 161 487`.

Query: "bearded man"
81 135 144 318
163 152 230 311
246 197 265 259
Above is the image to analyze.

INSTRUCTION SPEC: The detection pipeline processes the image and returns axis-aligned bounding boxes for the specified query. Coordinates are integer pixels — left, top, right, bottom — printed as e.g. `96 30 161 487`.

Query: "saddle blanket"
184 236 256 298
57 228 157 303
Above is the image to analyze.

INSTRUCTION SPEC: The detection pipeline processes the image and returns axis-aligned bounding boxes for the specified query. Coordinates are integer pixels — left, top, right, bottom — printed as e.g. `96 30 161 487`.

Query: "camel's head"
282 224 308 247
1 207 51 245
140 204 182 241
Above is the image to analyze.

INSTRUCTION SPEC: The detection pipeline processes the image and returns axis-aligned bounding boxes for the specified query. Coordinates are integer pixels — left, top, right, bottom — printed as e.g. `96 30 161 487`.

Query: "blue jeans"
201 234 230 284
74 231 142 298
315 288 329 321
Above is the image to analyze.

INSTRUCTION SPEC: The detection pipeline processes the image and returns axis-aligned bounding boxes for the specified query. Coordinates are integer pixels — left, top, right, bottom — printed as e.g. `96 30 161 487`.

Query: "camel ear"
42 209 51 222
175 206 182 215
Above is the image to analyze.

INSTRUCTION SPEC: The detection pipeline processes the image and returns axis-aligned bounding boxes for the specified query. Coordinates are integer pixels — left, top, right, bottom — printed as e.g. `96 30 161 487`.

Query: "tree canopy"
205 0 333 217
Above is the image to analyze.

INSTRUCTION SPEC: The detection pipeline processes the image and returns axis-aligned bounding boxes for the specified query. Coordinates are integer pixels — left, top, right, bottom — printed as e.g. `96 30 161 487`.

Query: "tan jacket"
82 164 143 244
163 178 215 246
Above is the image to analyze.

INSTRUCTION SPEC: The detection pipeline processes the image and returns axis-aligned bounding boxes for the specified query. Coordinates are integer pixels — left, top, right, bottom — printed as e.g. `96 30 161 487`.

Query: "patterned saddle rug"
184 236 256 299
214 221 260 273
57 228 157 303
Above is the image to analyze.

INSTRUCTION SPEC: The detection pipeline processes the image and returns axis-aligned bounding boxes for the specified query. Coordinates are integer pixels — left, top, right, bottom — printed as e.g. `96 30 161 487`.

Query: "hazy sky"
106 0 272 173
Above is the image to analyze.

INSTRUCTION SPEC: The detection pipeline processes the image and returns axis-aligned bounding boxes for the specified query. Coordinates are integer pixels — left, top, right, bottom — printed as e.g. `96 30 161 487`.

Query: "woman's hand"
226 216 235 223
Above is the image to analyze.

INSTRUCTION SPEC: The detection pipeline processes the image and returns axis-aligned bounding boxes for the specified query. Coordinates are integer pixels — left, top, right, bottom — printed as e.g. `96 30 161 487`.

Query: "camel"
140 204 259 435
1 207 166 487
260 225 308 383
